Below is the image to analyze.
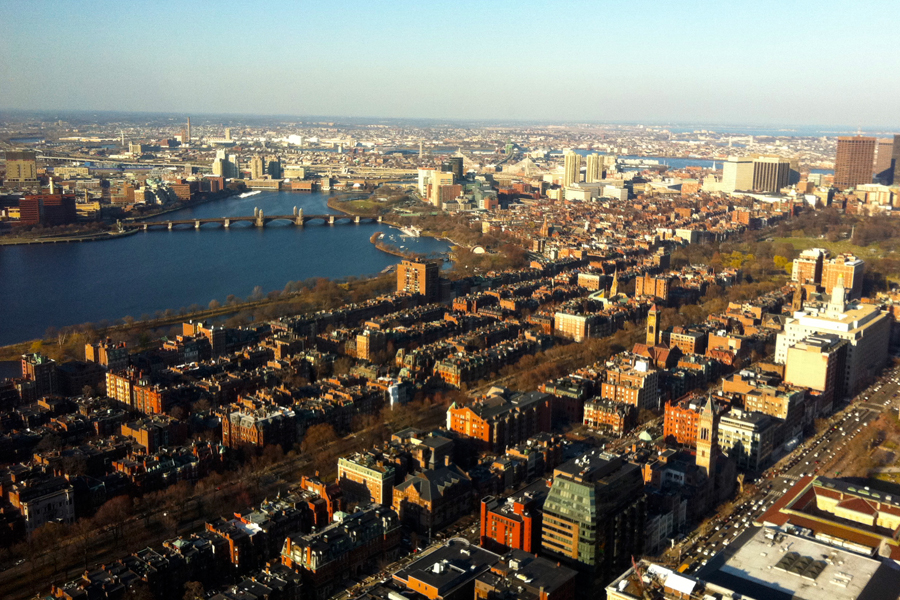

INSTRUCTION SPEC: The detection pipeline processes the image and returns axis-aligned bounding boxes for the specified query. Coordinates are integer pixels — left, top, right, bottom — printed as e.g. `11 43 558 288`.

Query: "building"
281 506 401 597
554 312 600 343
479 478 549 553
663 397 702 446
721 156 753 193
774 283 889 396
716 408 776 471
834 136 876 190
635 275 671 302
392 464 473 535
392 539 500 600
563 151 580 187
4 150 38 185
7 476 75 533
598 355 660 412
474 550 577 600
893 134 900 186
337 453 396 506
791 247 828 285
221 404 297 449
822 253 864 299
583 398 636 436
695 397 717 479
752 156 790 193
874 138 895 181
759 475 900 562
446 390 551 453
85 338 129 371
585 153 603 183
430 171 455 207
784 333 848 416
21 353 58 397
541 451 645 583
18 194 77 226
398 259 440 302
249 155 265 180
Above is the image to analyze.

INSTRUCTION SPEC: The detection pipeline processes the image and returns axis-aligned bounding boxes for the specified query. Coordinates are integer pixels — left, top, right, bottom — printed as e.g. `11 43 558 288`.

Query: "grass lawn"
769 236 887 259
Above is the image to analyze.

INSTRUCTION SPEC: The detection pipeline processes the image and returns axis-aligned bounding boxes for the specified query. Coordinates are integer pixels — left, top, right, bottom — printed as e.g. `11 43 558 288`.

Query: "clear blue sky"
1 0 897 127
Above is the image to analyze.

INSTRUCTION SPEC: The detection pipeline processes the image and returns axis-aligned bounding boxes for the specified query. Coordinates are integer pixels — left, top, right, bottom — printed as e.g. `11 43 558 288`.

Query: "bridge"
122 207 382 231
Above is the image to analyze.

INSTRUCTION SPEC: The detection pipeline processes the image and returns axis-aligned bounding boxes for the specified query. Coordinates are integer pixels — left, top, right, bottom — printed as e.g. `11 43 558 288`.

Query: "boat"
238 190 262 198
399 226 421 237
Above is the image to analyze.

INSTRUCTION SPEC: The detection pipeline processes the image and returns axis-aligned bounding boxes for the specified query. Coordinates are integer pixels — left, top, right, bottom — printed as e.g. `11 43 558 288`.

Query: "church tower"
696 397 717 480
792 284 806 312
609 270 619 297
829 275 847 316
646 303 660 346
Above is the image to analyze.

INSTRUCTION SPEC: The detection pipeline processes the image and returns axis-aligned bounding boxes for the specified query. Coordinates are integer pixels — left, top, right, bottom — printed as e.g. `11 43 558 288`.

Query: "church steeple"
646 303 660 346
609 270 619 298
696 396 717 481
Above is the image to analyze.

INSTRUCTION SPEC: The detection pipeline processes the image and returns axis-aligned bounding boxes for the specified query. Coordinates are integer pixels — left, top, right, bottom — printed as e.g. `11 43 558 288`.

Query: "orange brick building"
447 390 551 453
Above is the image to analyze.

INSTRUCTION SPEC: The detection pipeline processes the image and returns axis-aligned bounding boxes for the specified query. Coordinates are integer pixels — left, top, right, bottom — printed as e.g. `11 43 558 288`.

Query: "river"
0 191 450 346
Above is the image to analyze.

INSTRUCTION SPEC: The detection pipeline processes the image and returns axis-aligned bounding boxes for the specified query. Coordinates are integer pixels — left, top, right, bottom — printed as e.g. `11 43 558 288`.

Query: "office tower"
892 134 900 185
4 151 38 185
822 253 865 300
225 127 232 141
721 156 753 192
397 259 439 301
429 170 454 207
542 451 645 583
266 157 282 179
417 168 435 196
834 136 875 190
874 138 894 181
249 156 265 180
186 117 191 143
752 156 790 192
585 153 602 183
19 194 77 226
448 156 464 179
563 150 580 187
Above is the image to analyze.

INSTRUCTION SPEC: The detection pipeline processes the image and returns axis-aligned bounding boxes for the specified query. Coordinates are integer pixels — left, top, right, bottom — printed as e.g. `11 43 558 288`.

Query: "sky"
1 0 898 127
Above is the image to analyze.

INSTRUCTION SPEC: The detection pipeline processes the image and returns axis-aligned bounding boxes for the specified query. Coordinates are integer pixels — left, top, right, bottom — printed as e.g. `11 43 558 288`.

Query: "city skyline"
2 0 899 127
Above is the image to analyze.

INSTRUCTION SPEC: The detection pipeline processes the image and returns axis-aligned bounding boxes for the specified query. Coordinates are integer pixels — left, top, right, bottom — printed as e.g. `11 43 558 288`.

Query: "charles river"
0 191 451 347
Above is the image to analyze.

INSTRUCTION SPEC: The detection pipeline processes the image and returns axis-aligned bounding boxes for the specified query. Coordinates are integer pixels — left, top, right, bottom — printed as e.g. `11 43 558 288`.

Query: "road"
672 363 900 576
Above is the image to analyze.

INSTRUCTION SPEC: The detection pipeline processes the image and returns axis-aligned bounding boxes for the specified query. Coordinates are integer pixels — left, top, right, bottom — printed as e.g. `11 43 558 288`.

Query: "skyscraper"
397 259 439 302
834 136 875 190
752 156 790 192
563 150 580 187
892 134 900 186
249 156 265 180
721 156 753 192
4 150 38 185
186 117 191 144
874 138 894 182
585 153 602 183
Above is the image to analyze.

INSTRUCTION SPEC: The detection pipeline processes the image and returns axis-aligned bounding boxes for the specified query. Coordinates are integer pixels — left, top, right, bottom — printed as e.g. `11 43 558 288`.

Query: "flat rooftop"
703 528 900 600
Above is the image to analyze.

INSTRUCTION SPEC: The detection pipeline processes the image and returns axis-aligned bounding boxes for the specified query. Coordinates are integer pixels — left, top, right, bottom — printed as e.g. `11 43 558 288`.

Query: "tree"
209 299 221 310
301 424 338 455
94 495 133 548
183 581 205 600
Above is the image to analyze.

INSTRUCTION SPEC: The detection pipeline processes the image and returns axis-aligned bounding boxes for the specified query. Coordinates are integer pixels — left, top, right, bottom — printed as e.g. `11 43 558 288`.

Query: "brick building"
446 390 551 453
479 478 549 553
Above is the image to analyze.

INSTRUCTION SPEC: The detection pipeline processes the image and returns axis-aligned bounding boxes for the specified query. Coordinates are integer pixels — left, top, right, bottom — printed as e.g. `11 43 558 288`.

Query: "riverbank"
0 228 139 246
368 231 430 260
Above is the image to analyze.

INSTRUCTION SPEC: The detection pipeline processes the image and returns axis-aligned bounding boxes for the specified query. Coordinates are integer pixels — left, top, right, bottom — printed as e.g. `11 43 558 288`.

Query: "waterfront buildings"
397 259 440 302
834 135 876 190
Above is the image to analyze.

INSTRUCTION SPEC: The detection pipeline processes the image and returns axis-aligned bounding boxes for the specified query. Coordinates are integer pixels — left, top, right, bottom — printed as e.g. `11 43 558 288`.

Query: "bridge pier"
224 218 230 228
377 216 383 223
168 222 173 230
295 208 303 226
328 215 335 225
143 224 148 231
354 215 360 224
195 220 201 230
256 210 265 228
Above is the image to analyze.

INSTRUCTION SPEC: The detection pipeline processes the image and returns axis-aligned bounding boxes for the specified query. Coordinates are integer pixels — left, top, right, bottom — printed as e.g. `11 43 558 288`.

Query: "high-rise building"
892 134 900 185
4 150 38 185
225 127 232 141
874 138 894 182
752 156 790 192
19 194 77 226
249 156 265 180
266 157 282 179
585 153 603 183
822 253 864 299
833 135 875 190
541 451 645 583
721 156 753 192
447 156 464 180
791 247 828 285
784 333 848 416
429 170 454 207
563 150 580 187
397 259 439 301
186 117 191 144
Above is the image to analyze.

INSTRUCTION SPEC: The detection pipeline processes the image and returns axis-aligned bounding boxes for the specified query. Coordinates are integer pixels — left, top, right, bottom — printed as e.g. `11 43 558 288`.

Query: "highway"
674 363 900 576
